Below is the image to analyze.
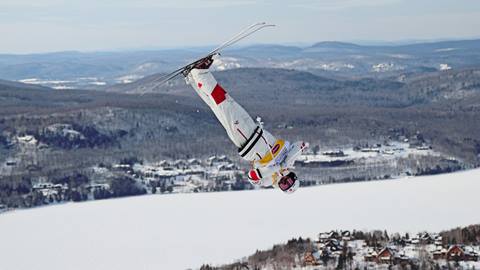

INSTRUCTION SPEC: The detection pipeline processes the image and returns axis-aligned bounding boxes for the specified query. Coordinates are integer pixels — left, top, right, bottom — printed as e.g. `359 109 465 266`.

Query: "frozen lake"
1 169 479 270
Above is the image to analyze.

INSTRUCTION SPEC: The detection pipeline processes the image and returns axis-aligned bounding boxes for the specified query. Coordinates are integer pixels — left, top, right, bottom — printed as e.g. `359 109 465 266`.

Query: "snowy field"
1 169 479 270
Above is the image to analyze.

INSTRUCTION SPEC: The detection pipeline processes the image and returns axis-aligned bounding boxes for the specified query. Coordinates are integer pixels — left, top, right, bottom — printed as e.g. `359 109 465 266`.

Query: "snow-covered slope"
1 169 480 270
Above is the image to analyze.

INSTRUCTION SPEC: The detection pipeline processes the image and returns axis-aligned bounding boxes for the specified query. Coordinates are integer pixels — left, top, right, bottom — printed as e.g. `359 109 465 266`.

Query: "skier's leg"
186 68 258 148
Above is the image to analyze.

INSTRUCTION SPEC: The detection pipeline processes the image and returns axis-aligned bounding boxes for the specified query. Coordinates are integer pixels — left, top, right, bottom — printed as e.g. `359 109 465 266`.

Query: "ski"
151 22 275 86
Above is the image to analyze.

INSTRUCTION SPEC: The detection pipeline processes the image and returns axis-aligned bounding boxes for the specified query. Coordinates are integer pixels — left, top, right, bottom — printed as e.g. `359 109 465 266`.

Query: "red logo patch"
211 84 227 105
197 82 203 88
272 144 280 154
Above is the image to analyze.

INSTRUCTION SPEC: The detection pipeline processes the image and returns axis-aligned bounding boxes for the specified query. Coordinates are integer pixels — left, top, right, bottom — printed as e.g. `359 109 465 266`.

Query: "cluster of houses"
21 155 246 205
297 140 436 168
304 231 479 268
32 182 68 197
112 155 245 193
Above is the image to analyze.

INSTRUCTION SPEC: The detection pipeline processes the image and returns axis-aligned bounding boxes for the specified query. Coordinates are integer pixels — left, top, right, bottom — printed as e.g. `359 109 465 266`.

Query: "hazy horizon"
2 36 480 56
1 0 479 54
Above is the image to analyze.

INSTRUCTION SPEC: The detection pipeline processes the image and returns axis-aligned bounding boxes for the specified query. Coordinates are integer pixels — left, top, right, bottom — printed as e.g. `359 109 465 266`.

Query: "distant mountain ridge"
1 38 479 89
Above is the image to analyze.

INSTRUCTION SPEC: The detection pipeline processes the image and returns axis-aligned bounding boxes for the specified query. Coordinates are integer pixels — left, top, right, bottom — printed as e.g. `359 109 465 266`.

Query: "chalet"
207 155 221 165
303 252 319 266
187 158 202 166
410 237 420 245
433 248 447 260
341 230 352 241
33 183 54 190
364 250 378 262
377 247 395 264
393 254 413 265
418 232 434 244
322 239 343 252
464 246 479 261
207 155 231 166
446 245 464 261
158 160 171 167
173 159 188 169
446 245 479 261
218 163 238 171
318 231 340 243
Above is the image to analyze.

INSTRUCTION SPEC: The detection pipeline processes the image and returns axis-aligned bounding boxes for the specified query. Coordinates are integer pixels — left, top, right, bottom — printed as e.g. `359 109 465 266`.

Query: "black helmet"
278 172 299 194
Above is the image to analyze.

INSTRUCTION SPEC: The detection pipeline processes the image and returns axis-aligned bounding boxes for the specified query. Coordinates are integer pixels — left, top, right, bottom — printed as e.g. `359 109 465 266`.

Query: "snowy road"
1 169 479 270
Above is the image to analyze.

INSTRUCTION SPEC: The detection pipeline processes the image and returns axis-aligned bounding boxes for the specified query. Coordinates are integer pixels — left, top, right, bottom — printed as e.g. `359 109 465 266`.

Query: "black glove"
193 55 214 70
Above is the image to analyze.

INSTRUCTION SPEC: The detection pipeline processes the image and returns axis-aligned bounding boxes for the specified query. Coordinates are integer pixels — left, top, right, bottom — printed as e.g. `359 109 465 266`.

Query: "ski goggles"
278 172 297 191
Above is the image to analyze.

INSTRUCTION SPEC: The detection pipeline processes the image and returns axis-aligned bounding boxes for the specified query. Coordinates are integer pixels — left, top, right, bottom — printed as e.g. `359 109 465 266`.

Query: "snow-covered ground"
1 169 479 270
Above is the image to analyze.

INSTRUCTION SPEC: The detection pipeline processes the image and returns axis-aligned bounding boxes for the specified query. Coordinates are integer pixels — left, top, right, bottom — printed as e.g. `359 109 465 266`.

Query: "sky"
1 0 479 53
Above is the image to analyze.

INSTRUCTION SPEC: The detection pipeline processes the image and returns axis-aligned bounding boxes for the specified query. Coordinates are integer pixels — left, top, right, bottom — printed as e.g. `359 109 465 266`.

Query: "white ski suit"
186 68 292 187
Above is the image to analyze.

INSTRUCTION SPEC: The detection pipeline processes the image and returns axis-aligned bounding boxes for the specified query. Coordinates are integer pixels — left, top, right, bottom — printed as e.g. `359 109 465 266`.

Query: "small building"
377 247 395 264
33 183 54 190
207 155 231 166
418 232 434 244
318 231 340 243
303 252 320 266
5 160 16 166
341 230 352 241
433 248 447 260
112 164 132 172
364 250 378 262
446 245 479 261
158 160 171 167
323 239 343 252
393 254 412 265
173 159 188 169
446 245 464 261
187 158 202 166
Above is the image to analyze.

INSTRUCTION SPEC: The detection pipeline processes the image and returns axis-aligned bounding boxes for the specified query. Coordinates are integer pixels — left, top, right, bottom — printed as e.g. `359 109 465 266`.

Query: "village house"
445 245 479 261
341 230 352 241
418 232 435 245
156 160 170 167
377 247 395 264
187 158 202 166
207 155 231 166
303 252 320 266
364 250 378 262
317 231 340 243
85 183 110 192
217 163 238 171
173 159 188 169
112 163 133 174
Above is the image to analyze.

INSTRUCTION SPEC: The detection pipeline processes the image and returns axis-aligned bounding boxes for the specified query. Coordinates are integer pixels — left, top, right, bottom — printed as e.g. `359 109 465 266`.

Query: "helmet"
278 172 300 194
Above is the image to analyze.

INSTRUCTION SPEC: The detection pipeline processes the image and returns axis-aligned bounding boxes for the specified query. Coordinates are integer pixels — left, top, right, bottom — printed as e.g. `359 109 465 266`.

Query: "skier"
183 56 307 194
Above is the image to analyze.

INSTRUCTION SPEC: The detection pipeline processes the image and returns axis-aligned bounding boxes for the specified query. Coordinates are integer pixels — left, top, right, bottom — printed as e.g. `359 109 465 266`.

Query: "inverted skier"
183 56 308 194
